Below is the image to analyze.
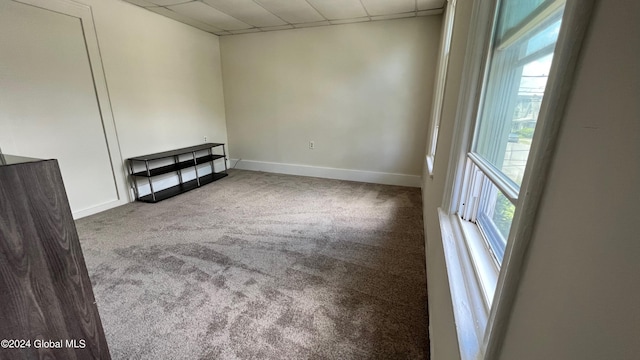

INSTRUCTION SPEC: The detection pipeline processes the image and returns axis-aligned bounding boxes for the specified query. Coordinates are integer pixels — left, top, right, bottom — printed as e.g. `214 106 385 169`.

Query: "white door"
0 0 127 217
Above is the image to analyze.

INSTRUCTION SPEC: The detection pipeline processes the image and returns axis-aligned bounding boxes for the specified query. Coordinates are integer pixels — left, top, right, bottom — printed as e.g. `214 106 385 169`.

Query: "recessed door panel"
0 0 119 214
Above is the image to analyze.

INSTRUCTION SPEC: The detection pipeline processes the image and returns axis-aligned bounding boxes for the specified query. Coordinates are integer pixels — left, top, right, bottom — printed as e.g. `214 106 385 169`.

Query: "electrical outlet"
309 141 315 150
204 136 207 143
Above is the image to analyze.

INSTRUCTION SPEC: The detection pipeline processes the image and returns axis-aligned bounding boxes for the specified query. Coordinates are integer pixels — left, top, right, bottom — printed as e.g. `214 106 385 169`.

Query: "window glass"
496 0 550 41
473 18 560 186
471 168 514 264
462 0 565 265
525 19 561 57
492 191 515 240
479 186 515 264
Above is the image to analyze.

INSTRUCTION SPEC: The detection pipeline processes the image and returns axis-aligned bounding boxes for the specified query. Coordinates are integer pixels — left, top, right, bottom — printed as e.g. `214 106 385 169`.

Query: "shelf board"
132 154 224 177
129 143 225 161
138 172 228 203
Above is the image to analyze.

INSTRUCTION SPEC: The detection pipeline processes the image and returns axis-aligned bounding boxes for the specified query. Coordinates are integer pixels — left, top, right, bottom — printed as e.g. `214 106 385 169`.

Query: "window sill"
438 208 498 360
457 217 499 307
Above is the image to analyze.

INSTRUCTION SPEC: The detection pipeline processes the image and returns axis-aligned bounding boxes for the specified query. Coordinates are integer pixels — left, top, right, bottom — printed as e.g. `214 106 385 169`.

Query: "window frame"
436 0 597 359
461 4 566 267
463 3 566 266
425 0 457 177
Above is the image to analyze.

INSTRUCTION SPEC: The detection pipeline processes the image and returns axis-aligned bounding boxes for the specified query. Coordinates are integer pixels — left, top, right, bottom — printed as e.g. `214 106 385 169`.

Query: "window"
426 0 456 176
437 0 594 358
459 0 565 266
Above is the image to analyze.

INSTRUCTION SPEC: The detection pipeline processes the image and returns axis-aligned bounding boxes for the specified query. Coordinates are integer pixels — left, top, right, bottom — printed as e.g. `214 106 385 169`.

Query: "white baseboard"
230 159 421 187
72 198 128 219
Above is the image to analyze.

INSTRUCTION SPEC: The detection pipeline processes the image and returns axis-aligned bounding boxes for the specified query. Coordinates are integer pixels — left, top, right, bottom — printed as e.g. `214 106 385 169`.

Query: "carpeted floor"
76 169 429 359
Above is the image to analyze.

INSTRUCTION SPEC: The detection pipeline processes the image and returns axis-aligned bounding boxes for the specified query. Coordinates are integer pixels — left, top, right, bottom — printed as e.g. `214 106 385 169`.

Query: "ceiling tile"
146 6 224 33
167 2 252 30
293 20 330 28
360 0 415 16
146 0 192 6
306 0 367 20
131 0 445 36
417 0 445 11
254 0 324 23
202 0 286 27
124 0 158 7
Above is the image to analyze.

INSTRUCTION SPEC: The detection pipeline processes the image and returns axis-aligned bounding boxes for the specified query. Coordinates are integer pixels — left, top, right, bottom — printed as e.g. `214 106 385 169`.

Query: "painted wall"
0 0 227 216
88 0 227 159
421 0 474 358
0 0 121 216
497 1 640 359
86 0 228 200
219 17 441 186
423 0 640 359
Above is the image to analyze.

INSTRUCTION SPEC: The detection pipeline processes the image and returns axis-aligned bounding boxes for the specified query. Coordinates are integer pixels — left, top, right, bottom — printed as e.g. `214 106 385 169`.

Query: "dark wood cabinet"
0 155 110 360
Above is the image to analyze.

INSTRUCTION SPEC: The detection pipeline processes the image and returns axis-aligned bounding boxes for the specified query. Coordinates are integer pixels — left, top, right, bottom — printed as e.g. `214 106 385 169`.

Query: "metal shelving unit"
128 143 227 203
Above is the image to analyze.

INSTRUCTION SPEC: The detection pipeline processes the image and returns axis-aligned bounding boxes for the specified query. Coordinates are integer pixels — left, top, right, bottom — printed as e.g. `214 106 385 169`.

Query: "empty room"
0 0 638 359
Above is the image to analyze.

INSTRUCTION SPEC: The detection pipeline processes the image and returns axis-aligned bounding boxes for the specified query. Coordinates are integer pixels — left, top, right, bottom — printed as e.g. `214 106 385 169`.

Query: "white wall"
219 17 441 186
89 0 229 201
0 0 121 216
423 0 640 359
88 0 227 159
497 1 640 358
421 0 474 358
0 0 227 216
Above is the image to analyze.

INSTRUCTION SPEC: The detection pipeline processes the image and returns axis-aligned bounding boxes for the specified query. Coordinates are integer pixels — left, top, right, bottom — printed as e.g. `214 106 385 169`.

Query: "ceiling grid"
122 0 445 36
303 0 330 22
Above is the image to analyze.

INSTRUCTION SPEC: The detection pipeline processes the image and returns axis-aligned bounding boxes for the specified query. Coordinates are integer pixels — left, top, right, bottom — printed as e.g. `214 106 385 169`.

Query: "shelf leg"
192 151 201 186
175 155 183 184
208 148 215 176
222 144 228 173
145 160 156 202
129 160 139 201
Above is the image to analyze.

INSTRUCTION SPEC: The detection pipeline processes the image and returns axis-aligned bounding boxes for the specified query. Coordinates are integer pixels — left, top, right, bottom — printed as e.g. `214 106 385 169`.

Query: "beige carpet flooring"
76 169 429 359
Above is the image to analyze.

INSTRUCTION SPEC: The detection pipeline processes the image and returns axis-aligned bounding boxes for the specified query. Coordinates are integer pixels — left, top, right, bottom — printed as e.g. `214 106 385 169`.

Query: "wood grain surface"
0 159 110 360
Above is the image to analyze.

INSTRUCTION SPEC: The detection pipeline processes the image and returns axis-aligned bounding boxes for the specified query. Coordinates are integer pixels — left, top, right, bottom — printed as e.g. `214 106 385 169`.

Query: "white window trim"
437 0 597 359
438 209 489 360
426 0 456 178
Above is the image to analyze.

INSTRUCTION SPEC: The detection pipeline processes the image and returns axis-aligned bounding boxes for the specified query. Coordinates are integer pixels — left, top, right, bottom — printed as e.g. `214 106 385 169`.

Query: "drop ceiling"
124 0 446 36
